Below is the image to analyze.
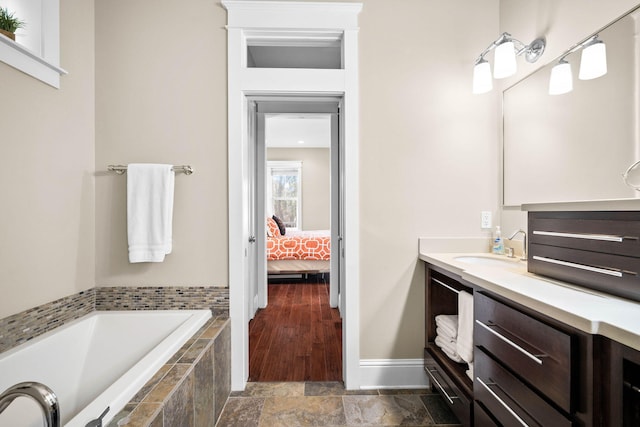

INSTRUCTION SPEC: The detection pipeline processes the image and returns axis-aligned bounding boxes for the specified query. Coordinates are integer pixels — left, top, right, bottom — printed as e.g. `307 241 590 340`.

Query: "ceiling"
265 114 331 148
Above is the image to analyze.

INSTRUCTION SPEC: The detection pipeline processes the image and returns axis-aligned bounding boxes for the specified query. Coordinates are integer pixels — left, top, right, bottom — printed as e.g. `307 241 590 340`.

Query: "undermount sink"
453 255 524 270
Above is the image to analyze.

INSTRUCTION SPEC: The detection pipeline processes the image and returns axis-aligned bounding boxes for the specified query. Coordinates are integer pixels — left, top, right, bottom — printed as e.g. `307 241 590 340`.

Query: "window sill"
0 34 66 88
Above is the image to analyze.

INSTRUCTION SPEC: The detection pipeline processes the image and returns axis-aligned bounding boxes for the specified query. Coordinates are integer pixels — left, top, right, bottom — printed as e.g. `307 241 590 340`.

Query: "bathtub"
0 309 211 427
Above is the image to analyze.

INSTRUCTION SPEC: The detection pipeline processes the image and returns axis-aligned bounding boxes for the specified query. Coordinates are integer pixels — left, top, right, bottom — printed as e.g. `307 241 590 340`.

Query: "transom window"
267 161 302 230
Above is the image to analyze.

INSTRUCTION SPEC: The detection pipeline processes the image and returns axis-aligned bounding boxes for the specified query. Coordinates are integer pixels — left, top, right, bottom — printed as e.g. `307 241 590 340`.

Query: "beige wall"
267 148 331 230
499 0 640 235
358 0 500 358
94 0 228 286
0 0 95 319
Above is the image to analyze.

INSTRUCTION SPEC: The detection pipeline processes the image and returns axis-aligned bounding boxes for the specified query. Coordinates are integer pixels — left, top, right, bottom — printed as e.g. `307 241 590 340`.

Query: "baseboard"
359 359 429 390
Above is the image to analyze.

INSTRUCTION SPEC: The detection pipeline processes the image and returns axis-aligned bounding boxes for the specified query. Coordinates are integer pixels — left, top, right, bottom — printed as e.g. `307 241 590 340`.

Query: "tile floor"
216 382 462 427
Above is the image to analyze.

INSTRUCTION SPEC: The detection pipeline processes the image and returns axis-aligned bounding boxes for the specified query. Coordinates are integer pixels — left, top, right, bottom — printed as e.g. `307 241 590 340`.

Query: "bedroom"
249 112 342 381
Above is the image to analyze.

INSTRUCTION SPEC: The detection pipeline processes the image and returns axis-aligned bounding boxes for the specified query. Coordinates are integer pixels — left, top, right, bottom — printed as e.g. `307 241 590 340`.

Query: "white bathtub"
0 309 211 427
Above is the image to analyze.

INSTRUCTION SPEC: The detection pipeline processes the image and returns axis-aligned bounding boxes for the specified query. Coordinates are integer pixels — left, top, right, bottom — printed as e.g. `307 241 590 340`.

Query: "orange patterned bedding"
267 230 331 261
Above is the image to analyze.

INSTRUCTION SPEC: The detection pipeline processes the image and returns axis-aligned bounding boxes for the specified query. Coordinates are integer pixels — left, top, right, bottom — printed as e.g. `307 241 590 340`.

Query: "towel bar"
107 165 194 175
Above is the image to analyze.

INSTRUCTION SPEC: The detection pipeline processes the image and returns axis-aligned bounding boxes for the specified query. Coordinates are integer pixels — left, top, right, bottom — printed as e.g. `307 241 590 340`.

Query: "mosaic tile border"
0 285 229 354
95 286 229 315
0 289 96 353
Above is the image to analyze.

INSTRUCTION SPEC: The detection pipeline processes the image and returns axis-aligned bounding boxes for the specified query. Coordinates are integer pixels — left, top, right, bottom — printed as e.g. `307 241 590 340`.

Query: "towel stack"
457 290 475 381
434 314 463 363
433 290 475 380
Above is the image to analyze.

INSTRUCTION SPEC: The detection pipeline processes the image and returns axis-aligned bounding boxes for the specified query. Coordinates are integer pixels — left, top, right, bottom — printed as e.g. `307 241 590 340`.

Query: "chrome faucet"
507 229 527 261
0 382 60 427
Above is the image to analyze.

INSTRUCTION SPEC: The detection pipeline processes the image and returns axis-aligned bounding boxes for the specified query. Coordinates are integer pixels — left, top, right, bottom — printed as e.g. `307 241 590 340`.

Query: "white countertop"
419 251 640 351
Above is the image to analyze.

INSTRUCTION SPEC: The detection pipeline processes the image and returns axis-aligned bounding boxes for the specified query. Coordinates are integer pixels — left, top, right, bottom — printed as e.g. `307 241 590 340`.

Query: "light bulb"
493 40 517 78
549 60 573 95
472 59 492 94
579 39 607 80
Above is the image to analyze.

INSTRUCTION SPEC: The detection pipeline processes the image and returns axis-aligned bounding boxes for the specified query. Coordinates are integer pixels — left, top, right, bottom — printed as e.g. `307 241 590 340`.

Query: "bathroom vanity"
420 211 640 426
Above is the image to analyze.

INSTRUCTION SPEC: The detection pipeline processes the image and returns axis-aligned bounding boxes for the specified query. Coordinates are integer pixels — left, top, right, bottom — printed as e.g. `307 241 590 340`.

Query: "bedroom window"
267 161 302 230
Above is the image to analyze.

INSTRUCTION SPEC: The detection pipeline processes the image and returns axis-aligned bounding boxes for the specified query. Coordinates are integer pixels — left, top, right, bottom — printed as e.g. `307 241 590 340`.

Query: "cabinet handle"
475 320 545 365
532 255 628 277
425 368 459 405
477 377 530 427
532 230 634 242
432 278 460 295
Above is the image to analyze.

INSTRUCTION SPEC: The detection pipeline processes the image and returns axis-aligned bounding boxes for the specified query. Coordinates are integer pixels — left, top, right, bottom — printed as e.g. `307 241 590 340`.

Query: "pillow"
272 215 286 236
267 217 281 237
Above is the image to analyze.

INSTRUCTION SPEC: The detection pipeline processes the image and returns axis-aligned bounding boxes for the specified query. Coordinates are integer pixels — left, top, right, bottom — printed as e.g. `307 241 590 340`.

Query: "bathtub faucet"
0 381 60 427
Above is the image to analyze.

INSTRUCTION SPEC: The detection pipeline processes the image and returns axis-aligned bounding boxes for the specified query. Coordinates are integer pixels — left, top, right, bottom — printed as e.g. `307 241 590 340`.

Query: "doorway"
224 0 362 391
248 100 342 381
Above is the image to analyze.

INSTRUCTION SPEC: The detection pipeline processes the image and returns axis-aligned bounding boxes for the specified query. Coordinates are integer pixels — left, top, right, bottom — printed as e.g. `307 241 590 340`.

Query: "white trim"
0 0 66 88
224 0 362 391
359 359 430 390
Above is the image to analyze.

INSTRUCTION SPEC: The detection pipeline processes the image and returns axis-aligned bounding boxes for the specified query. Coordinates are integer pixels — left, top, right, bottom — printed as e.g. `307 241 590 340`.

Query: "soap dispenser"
492 226 504 255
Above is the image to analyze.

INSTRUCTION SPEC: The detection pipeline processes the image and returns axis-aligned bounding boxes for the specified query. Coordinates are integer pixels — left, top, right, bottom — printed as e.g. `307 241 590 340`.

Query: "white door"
329 110 341 309
247 101 259 318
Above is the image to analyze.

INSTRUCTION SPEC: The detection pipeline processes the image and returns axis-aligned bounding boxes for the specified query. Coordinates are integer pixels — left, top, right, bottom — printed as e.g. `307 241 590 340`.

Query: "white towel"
435 314 458 339
436 327 456 341
435 335 464 363
465 362 474 381
456 290 474 363
127 164 175 263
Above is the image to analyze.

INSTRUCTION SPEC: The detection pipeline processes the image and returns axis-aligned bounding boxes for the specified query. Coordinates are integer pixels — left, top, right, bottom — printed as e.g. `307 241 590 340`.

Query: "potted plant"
0 6 25 41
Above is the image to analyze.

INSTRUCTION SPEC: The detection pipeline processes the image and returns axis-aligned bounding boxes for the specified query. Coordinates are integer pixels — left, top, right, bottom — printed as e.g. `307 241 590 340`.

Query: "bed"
266 217 330 275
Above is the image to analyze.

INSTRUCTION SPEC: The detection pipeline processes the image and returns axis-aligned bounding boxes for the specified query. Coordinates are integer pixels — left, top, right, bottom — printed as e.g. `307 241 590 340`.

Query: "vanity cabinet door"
475 292 573 413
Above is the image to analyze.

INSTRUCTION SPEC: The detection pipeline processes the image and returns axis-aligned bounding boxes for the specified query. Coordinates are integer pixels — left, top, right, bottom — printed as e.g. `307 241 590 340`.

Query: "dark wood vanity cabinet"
473 290 597 427
601 338 640 426
528 211 640 303
424 265 474 426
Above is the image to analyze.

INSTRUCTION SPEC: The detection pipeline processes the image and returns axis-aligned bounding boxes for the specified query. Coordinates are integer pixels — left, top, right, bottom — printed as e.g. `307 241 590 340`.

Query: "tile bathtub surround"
107 317 231 427
0 288 96 353
219 382 462 426
96 286 230 315
0 286 230 354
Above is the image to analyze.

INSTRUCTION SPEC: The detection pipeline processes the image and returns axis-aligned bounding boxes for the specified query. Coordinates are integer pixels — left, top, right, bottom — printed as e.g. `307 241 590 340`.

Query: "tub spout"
0 381 60 427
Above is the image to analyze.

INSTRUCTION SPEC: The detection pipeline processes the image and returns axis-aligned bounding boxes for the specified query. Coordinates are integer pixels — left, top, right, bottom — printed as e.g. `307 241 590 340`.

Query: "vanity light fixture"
473 32 546 94
548 59 573 95
547 35 607 95
579 36 607 80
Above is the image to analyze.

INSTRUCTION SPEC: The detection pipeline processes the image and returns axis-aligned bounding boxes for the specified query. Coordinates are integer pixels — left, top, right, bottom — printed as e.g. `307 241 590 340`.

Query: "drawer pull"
426 368 459 405
532 255 626 277
432 278 460 295
532 230 635 242
475 320 544 365
477 377 530 427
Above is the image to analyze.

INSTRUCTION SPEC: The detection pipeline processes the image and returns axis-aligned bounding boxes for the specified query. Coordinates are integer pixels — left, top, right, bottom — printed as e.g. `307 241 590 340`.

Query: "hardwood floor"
248 277 342 382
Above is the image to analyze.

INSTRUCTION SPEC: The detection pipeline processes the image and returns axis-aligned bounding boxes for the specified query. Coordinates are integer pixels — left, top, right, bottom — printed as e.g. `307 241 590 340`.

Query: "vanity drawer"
474 348 573 427
529 214 640 258
473 402 499 427
475 292 573 412
424 351 471 426
529 243 640 302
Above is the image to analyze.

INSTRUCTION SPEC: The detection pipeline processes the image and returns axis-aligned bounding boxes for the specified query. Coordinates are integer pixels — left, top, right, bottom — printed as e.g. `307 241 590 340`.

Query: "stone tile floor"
216 382 462 427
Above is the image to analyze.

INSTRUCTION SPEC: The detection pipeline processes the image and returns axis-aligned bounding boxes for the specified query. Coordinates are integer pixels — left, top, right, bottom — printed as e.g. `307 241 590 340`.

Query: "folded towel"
435 335 464 363
127 164 175 263
456 290 474 363
466 362 474 381
436 327 456 341
435 314 458 339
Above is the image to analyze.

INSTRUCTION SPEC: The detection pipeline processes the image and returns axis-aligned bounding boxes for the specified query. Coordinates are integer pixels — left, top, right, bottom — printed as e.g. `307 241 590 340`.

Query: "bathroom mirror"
503 6 640 206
